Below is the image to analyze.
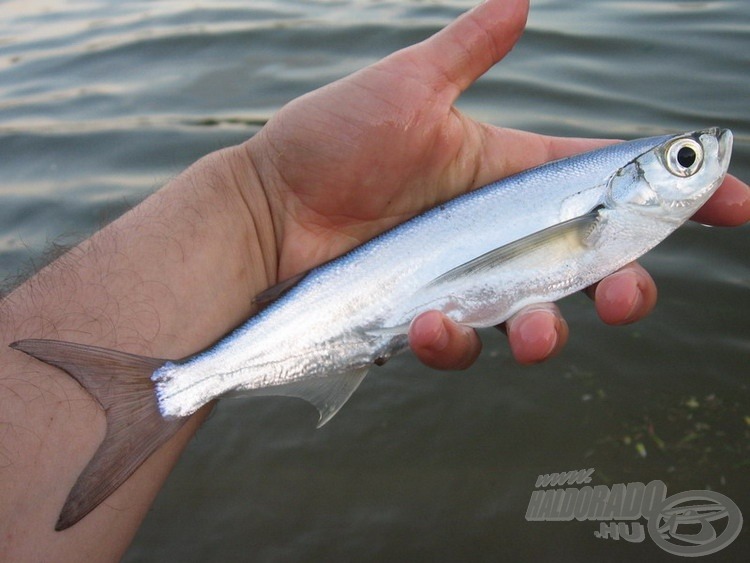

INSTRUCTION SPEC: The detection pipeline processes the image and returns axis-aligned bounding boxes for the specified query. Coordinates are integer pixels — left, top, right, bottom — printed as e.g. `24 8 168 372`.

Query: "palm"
249 6 609 281
238 0 746 368
253 57 482 278
247 0 634 281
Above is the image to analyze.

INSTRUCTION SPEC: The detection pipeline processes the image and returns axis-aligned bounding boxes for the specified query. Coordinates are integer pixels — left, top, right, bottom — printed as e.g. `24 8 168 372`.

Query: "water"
1 1 748 560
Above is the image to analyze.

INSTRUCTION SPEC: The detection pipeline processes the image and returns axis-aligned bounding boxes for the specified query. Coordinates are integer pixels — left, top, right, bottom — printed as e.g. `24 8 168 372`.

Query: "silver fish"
11 127 733 529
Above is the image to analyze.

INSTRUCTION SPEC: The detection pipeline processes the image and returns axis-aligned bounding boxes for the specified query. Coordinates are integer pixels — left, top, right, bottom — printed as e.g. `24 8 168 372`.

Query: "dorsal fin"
252 272 307 308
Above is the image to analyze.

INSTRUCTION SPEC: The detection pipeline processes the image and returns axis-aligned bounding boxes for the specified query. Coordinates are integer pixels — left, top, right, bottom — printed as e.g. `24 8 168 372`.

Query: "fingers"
408 260 655 371
408 304 569 370
504 263 657 365
691 174 750 227
505 304 568 365
409 310 482 370
397 0 529 97
585 262 657 325
472 130 750 230
476 133 750 228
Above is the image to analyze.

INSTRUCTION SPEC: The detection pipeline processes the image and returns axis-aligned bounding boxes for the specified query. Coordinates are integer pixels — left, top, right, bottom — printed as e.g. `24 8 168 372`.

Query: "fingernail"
412 312 450 352
599 271 643 324
509 308 559 364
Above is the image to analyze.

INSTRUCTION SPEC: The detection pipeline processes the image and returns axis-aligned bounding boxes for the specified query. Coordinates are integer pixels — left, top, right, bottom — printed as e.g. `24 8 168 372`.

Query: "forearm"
0 145 272 560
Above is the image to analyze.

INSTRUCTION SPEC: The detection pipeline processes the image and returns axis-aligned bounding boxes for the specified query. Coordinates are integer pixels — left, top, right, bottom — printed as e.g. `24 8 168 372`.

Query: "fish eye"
664 137 704 177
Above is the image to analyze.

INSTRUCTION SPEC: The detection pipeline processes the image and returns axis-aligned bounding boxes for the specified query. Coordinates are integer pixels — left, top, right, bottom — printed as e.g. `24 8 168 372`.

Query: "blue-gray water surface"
1 1 748 561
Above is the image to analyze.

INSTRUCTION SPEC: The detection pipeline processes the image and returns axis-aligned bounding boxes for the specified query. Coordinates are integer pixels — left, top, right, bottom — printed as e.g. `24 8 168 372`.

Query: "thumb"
393 0 529 98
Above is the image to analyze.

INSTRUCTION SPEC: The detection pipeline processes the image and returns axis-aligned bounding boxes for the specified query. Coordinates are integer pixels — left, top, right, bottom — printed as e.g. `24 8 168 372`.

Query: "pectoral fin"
240 368 369 427
427 208 602 288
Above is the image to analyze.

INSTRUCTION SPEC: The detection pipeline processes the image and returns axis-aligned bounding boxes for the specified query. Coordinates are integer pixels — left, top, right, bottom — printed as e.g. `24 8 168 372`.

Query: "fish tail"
9 338 188 531
151 360 208 419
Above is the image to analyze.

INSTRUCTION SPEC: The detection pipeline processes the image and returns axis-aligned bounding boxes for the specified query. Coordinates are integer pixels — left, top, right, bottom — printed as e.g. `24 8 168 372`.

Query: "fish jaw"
9 129 734 532
151 128 732 423
605 128 732 222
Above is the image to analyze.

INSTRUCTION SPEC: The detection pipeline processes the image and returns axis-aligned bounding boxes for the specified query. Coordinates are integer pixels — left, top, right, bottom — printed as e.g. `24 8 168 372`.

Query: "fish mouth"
716 127 733 171
655 127 733 211
686 127 734 208
695 126 732 169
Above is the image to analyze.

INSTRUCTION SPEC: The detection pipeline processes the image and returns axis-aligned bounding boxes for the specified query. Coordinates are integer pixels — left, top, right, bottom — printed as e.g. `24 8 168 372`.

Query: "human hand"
2 0 747 553
241 0 749 369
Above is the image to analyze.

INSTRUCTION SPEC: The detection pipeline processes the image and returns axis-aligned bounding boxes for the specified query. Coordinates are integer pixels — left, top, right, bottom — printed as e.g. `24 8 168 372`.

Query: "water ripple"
0 1 748 560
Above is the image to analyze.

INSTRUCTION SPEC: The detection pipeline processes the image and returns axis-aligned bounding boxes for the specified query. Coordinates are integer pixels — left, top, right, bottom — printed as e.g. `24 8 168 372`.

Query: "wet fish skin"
10 127 733 529
152 128 732 423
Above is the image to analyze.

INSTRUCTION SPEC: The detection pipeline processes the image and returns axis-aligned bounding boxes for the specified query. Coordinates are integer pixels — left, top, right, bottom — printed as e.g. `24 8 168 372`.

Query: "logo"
525 468 743 557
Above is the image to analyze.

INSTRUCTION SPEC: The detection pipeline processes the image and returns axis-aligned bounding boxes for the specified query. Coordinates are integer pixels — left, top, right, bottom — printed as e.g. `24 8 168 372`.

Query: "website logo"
525 468 743 557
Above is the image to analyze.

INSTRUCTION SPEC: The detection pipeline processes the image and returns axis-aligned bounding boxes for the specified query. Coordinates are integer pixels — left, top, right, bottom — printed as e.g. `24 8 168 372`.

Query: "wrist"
3 143 277 357
0 141 280 558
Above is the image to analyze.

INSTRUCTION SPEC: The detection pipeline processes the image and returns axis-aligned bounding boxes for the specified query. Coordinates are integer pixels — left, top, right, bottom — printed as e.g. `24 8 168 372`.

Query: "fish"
10 127 733 530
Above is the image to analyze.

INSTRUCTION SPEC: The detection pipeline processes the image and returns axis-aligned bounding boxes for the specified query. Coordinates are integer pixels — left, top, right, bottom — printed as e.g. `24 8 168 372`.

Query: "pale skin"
1 0 748 559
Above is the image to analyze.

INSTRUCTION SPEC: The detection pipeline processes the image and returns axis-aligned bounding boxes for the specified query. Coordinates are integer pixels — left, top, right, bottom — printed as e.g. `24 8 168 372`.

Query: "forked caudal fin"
9 339 188 531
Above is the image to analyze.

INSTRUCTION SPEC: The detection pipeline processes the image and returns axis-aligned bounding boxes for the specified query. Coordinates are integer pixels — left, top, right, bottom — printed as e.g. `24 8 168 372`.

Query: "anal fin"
239 368 369 427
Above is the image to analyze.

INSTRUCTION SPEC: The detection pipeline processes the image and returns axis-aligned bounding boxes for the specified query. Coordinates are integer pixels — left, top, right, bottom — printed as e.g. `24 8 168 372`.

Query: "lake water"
1 1 748 561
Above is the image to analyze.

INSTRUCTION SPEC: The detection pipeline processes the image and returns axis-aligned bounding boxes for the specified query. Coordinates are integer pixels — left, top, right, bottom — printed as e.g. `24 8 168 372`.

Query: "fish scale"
10 127 732 530
151 130 730 420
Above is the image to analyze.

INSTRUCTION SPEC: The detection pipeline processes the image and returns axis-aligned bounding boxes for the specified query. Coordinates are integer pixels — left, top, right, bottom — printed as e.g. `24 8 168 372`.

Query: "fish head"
605 128 732 221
